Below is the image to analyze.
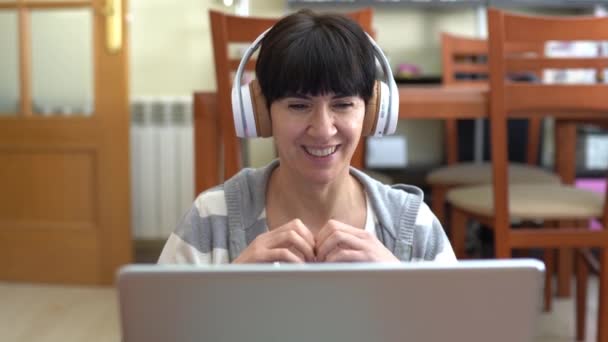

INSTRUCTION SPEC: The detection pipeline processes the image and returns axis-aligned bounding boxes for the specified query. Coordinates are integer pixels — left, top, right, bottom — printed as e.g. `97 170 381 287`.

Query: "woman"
159 9 456 264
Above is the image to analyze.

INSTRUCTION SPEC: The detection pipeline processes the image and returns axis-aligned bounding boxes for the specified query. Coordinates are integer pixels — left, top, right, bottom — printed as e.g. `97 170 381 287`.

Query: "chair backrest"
209 9 374 182
440 32 543 165
193 92 219 194
442 33 490 88
487 8 608 245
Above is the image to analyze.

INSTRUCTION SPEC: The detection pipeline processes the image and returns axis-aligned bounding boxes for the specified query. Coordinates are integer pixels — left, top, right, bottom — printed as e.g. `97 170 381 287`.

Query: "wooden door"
0 0 131 284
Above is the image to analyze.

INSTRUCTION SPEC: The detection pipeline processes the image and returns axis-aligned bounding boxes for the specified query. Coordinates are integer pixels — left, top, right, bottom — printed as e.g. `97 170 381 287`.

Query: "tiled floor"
0 282 119 342
535 276 598 342
0 276 599 342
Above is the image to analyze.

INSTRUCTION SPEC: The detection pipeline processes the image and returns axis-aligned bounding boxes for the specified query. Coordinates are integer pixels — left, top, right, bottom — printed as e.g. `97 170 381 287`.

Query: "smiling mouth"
303 145 340 157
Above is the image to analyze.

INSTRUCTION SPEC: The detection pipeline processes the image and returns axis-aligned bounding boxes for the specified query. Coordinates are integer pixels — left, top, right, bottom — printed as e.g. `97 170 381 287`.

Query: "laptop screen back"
117 260 544 342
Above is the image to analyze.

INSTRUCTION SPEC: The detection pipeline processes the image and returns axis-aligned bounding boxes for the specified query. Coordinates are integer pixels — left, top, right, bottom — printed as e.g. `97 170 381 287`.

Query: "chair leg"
576 249 588 342
431 185 448 228
558 248 574 297
557 221 573 298
544 249 554 312
450 207 468 259
598 247 608 342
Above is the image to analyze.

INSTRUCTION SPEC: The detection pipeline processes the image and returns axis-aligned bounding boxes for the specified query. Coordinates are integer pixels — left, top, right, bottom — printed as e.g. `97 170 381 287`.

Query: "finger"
288 245 306 262
293 219 317 247
325 247 367 263
316 230 368 262
269 230 315 262
287 218 316 247
263 248 305 263
316 219 368 248
274 219 316 247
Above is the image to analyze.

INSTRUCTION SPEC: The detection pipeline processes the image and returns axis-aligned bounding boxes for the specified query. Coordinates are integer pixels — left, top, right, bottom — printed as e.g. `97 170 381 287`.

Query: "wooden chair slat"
506 57 608 72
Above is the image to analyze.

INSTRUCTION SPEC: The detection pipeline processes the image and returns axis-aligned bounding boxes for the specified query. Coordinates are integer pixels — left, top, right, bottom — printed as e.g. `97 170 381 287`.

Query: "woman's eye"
288 103 309 111
333 102 354 110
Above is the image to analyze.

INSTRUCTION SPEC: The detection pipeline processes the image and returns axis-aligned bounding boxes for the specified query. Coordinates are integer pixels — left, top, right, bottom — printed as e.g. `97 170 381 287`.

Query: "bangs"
272 29 372 99
256 12 376 106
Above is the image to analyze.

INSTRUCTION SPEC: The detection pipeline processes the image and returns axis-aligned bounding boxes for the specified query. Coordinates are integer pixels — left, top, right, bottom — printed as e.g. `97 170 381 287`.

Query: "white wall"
129 0 233 95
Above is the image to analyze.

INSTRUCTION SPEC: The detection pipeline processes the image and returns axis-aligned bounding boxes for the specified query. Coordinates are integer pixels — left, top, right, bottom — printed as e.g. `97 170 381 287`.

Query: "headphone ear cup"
231 79 270 138
363 80 390 137
362 81 380 136
249 80 272 137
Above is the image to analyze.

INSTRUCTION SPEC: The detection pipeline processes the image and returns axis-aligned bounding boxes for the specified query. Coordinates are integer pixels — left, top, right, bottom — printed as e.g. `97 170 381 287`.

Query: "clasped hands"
233 219 399 264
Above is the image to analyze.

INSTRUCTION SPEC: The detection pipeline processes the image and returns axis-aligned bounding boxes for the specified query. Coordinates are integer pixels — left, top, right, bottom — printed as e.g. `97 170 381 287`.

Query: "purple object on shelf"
396 63 421 78
575 178 606 231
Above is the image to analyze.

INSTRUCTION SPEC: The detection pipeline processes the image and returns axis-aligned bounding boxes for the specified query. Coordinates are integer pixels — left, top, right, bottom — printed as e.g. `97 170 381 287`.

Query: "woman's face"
270 93 365 185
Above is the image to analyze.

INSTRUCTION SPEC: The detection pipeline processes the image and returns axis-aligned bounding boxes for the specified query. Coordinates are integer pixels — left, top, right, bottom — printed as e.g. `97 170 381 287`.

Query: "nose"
307 104 337 139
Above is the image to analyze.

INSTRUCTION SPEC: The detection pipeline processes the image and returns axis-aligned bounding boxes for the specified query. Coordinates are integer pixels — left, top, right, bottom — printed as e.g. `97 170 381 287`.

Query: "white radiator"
130 96 195 240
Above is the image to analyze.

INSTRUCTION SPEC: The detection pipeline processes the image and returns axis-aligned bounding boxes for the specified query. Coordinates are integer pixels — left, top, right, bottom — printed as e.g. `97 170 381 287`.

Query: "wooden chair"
209 9 374 182
426 33 559 232
447 8 608 341
193 92 219 194
430 33 562 313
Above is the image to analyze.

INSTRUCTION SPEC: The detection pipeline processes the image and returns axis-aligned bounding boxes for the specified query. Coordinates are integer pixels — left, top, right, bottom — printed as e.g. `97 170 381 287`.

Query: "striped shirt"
159 160 457 264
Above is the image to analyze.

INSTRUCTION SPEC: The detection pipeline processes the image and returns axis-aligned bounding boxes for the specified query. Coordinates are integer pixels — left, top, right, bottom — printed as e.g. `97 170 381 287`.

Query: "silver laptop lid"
118 259 544 342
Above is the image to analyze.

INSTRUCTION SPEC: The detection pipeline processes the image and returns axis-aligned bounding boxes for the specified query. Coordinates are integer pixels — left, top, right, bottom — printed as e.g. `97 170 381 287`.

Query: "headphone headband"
234 28 271 137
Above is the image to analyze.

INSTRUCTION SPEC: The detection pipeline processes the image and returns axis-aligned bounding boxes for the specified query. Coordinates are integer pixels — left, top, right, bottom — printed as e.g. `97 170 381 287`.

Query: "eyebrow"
332 94 354 99
285 93 312 100
284 93 355 100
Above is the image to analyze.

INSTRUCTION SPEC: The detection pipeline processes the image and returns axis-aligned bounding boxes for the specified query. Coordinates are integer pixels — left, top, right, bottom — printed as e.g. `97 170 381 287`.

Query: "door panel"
1 228 100 283
0 0 131 285
0 148 97 222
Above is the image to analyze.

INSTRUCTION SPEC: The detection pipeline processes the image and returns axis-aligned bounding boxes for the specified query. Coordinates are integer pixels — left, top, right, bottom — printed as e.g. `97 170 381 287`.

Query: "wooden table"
398 85 488 119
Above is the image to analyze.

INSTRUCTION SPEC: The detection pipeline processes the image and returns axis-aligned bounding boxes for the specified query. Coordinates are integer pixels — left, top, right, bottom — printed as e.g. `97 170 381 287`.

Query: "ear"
362 80 381 136
249 80 272 137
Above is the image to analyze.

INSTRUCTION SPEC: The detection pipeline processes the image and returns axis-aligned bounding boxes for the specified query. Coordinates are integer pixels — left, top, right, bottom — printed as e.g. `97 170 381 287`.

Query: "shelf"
287 0 485 8
488 0 606 9
287 0 606 8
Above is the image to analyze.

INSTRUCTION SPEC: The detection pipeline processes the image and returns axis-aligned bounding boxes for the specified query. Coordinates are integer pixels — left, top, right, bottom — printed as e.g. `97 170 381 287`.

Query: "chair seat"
446 183 604 220
426 162 560 186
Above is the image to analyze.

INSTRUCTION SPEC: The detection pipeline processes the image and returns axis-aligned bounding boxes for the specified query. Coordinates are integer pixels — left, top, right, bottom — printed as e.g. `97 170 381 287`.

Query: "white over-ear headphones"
231 28 399 138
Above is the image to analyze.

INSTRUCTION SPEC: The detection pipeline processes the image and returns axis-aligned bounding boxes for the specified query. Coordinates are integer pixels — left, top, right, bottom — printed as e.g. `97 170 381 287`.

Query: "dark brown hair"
255 9 376 107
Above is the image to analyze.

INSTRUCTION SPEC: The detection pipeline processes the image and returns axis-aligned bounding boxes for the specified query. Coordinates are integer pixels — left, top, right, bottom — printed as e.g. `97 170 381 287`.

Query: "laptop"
117 259 545 342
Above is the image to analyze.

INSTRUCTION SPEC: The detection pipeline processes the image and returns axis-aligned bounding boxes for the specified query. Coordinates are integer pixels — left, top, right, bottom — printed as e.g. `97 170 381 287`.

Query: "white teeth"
305 146 337 157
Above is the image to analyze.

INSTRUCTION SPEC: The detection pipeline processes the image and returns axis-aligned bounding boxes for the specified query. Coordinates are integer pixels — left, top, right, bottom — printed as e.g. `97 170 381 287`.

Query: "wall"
130 0 233 95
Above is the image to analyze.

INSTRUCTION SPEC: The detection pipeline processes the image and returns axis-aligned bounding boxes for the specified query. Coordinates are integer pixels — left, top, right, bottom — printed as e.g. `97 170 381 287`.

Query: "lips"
303 145 339 157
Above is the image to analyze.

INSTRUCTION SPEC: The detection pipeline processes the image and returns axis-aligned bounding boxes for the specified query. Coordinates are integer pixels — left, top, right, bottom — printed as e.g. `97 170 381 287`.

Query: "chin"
300 164 350 186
